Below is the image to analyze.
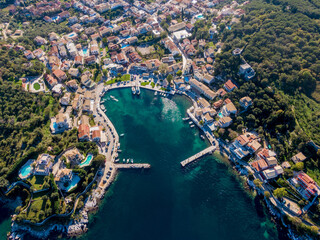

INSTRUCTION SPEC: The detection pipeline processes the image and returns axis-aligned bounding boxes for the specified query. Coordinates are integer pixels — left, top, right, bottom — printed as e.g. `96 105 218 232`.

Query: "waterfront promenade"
180 146 216 167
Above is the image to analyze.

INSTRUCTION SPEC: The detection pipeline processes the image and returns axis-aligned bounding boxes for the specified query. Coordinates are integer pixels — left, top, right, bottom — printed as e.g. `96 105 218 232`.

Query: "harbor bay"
78 88 281 240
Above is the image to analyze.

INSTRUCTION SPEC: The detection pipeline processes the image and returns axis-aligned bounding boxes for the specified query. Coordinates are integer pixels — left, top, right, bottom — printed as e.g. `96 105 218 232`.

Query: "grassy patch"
105 74 131 85
29 175 45 191
141 81 149 86
33 83 40 90
151 82 155 88
121 74 131 81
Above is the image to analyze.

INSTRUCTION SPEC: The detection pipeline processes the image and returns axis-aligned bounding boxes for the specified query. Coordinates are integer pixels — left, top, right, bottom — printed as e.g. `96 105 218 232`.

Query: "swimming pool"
83 48 88 56
80 154 93 167
66 175 80 192
53 122 57 129
121 44 129 49
19 160 34 179
184 76 189 82
68 32 76 38
218 112 223 118
52 16 59 21
196 14 204 19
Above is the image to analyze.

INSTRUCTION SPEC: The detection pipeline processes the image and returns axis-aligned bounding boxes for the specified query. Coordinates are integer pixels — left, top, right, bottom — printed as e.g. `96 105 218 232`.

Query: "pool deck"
18 159 35 180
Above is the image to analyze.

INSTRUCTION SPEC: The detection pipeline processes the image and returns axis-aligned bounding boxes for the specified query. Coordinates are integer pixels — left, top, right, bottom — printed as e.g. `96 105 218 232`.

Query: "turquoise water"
0 205 12 239
19 161 33 179
79 88 282 240
66 175 81 192
80 154 93 168
121 44 129 48
218 112 223 118
196 14 204 19
83 48 88 56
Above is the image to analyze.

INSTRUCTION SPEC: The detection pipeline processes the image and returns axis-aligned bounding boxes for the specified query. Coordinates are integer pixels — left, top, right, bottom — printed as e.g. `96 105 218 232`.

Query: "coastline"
7 84 295 240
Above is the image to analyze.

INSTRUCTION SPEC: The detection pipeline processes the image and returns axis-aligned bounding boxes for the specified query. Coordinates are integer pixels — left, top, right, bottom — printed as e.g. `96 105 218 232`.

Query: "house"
81 71 95 88
224 80 237 92
45 74 58 88
221 102 237 116
34 154 53 176
55 169 73 183
78 123 90 141
203 74 214 84
84 55 96 65
186 23 194 32
292 152 307 164
295 172 320 199
218 117 233 128
116 53 128 64
239 96 252 109
34 36 48 45
53 69 67 82
263 169 277 180
68 68 80 78
54 112 70 131
72 93 82 112
24 50 35 60
189 78 216 100
74 55 83 65
168 22 186 32
90 126 103 142
64 148 83 166
66 79 79 92
127 36 138 45
239 63 255 80
82 99 93 113
60 92 71 106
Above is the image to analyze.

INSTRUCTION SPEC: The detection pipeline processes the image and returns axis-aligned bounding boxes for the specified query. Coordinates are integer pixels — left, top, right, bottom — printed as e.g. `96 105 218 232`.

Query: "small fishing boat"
123 159 126 163
132 86 136 94
136 87 140 95
189 121 193 124
182 117 190 121
154 91 158 96
127 159 130 163
200 135 205 140
120 133 125 137
130 159 133 163
190 124 195 128
115 159 120 163
118 150 122 153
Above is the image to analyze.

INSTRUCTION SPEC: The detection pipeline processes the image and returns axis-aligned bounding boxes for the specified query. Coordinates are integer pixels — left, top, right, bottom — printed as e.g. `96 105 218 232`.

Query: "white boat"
123 159 126 163
136 86 140 95
190 124 195 128
115 159 119 163
127 159 130 163
110 95 119 102
182 117 190 121
120 133 125 137
132 86 136 94
130 159 133 163
189 121 193 124
118 150 122 153
154 91 158 96
200 135 205 140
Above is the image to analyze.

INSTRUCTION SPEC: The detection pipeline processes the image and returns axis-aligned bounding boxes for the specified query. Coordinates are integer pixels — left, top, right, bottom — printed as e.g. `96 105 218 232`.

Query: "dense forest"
214 0 320 181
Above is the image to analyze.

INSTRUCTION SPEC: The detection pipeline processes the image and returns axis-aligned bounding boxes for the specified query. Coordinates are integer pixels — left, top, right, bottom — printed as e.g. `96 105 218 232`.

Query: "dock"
180 146 216 167
115 163 151 169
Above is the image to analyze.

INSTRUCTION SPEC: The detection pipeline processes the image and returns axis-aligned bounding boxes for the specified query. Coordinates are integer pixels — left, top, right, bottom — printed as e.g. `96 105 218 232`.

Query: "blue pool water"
83 48 88 55
53 122 57 129
196 14 204 19
184 76 189 82
218 112 223 118
66 175 81 192
227 26 231 30
121 44 129 49
68 33 76 38
80 154 93 167
52 16 59 21
19 161 33 179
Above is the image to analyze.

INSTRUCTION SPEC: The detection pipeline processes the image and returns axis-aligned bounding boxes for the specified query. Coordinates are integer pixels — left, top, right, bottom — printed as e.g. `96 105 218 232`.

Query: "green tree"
264 191 271 198
167 74 173 84
273 187 287 199
253 179 262 188
176 70 182 76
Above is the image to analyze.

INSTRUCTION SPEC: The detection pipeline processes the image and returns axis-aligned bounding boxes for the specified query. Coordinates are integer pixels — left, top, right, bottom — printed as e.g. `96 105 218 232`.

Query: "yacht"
189 121 193 125
120 133 125 137
190 124 195 128
182 117 190 121
132 86 136 94
130 159 133 163
154 91 158 96
123 159 126 163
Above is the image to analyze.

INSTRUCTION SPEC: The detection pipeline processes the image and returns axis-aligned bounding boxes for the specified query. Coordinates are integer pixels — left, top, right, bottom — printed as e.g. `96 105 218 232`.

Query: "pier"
115 163 151 169
180 146 216 167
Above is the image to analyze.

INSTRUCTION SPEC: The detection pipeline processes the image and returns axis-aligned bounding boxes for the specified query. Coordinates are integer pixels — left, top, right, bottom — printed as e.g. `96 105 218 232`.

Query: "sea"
0 87 287 240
